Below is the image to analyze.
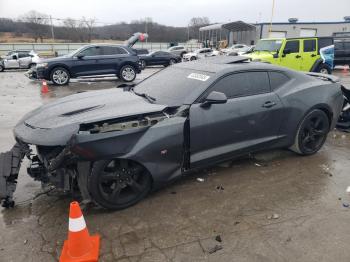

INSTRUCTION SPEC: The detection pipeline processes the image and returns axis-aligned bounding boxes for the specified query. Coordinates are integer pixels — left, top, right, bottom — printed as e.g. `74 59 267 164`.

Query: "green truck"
246 37 334 74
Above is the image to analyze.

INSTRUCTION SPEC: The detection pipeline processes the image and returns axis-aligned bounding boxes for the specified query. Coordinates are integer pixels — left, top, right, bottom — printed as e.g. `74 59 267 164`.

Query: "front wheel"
89 159 152 210
190 56 196 61
140 60 146 70
50 67 70 85
290 109 330 155
119 65 136 82
316 63 332 74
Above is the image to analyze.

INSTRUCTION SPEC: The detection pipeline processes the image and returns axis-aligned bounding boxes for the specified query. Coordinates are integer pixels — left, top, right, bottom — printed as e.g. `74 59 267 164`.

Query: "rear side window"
285 40 300 53
268 72 290 90
101 46 127 55
18 53 29 58
210 72 270 99
304 39 316 52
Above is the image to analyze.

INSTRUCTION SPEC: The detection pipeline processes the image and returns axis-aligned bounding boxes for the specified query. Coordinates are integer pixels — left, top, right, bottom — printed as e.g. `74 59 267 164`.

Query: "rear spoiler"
305 72 340 83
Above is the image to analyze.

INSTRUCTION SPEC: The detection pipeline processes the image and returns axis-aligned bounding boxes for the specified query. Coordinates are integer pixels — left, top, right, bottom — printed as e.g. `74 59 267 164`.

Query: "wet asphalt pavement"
0 67 350 261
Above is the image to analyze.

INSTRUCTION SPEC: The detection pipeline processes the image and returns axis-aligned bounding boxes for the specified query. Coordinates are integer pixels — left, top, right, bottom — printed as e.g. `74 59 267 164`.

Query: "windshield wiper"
133 91 156 103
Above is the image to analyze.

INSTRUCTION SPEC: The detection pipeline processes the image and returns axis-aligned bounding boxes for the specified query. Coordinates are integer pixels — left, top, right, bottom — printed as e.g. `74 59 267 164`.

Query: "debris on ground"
267 213 280 220
208 244 223 254
346 186 350 193
23 240 28 245
170 191 177 194
197 178 205 182
342 203 350 208
234 221 240 225
254 163 262 167
215 235 222 243
217 161 231 168
216 185 224 191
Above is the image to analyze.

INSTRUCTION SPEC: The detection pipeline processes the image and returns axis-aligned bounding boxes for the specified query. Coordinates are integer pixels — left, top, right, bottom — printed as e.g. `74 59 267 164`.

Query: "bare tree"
82 17 96 43
20 10 49 42
188 17 210 40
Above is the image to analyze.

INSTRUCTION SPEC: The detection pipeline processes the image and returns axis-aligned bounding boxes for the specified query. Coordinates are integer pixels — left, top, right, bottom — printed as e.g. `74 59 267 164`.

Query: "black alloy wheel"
291 109 330 155
89 159 152 210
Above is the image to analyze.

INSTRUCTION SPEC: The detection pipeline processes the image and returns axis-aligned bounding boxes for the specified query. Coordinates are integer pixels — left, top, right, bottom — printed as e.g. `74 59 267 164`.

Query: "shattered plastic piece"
215 235 222 243
197 178 205 182
346 186 350 193
343 203 350 208
267 213 280 219
208 245 223 254
216 185 224 191
254 163 262 167
234 221 240 225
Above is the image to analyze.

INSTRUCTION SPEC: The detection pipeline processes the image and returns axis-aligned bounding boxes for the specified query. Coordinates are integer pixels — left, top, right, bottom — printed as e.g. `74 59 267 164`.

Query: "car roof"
174 56 294 74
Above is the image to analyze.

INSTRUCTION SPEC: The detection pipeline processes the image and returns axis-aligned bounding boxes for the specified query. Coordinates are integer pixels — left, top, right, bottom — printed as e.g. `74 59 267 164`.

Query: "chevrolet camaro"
0 56 345 209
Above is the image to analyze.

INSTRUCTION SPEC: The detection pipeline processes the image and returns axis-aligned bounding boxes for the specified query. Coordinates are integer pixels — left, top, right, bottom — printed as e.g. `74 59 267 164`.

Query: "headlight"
36 63 48 68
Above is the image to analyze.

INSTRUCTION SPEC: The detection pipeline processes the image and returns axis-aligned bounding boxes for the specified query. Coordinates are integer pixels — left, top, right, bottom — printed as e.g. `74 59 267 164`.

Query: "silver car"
0 51 40 72
167 46 188 57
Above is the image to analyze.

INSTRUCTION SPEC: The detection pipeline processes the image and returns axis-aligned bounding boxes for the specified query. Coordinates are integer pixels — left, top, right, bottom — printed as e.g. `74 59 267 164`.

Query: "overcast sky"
0 0 349 27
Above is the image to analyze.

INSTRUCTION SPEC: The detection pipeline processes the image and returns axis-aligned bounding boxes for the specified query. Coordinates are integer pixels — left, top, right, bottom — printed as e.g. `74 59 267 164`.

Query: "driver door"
189 71 284 168
279 40 302 71
5 54 20 68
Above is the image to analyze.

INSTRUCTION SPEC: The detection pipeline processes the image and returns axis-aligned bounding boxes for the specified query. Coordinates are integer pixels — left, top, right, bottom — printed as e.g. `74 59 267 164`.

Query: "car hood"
40 55 71 63
245 51 275 61
20 88 167 129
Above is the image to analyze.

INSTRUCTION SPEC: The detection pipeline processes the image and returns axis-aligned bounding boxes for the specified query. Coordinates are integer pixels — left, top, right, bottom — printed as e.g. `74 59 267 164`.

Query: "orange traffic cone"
59 201 100 262
41 80 49 93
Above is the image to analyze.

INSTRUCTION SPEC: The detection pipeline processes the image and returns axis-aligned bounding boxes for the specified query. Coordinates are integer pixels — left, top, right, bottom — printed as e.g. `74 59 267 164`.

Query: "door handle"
295 55 301 58
311 54 316 57
262 101 277 108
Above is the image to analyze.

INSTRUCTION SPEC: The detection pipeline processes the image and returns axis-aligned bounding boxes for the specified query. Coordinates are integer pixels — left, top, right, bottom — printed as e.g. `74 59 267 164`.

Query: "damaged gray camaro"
0 56 346 209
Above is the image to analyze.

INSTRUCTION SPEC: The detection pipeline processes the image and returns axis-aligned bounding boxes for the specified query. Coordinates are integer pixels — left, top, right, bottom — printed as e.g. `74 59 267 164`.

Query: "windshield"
134 67 213 106
255 40 283 52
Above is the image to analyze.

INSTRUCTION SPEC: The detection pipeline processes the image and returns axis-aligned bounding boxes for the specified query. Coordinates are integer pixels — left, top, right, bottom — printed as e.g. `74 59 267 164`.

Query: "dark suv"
34 44 141 85
334 40 350 66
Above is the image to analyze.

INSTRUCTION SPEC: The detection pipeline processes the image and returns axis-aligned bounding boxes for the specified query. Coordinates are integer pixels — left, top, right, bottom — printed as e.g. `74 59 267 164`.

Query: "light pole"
49 15 55 42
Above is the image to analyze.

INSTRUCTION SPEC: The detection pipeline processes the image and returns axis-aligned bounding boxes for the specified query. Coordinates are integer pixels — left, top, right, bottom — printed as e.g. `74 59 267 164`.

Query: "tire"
140 60 146 70
316 63 332 74
190 56 196 61
119 65 137 82
290 109 330 155
50 67 70 85
169 58 176 66
89 159 152 210
28 63 36 69
0 64 4 72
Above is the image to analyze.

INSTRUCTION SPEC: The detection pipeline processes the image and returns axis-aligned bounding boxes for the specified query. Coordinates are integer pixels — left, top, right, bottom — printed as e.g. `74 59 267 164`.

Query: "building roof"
257 21 350 25
199 21 256 32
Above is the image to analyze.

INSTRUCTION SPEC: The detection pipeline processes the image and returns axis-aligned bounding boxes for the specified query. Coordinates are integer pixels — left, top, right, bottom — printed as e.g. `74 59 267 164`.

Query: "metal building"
199 18 350 47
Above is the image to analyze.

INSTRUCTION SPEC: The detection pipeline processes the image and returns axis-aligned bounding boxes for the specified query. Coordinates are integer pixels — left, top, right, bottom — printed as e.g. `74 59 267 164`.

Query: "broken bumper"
0 143 27 207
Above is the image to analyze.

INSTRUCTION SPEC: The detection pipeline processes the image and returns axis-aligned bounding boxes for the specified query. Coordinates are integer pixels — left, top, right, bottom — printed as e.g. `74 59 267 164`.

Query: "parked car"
32 44 141 85
139 51 181 69
182 48 217 61
0 51 40 72
246 37 334 74
227 45 255 56
334 40 350 66
221 44 249 54
167 45 188 57
0 56 345 209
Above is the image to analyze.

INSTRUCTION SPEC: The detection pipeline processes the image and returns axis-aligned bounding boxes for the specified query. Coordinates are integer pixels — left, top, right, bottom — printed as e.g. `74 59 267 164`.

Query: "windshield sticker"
187 73 210 81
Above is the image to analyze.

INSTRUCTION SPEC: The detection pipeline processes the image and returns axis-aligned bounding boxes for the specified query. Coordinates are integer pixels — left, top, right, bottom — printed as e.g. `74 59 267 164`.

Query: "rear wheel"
316 63 332 74
290 109 330 155
0 64 4 72
28 63 36 69
140 60 146 70
89 159 152 210
190 56 196 61
50 67 70 85
119 65 136 82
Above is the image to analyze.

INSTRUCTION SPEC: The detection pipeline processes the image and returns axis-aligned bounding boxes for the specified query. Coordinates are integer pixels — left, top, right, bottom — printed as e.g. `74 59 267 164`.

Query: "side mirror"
201 91 227 107
273 52 279 58
76 54 84 59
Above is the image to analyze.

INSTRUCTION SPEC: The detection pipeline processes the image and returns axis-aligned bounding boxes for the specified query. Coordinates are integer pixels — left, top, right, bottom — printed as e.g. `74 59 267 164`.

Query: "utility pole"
187 24 190 41
50 15 55 42
268 0 276 37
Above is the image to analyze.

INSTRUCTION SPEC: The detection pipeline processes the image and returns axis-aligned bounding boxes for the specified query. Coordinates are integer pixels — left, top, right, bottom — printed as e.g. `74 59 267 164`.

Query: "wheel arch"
49 64 72 77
